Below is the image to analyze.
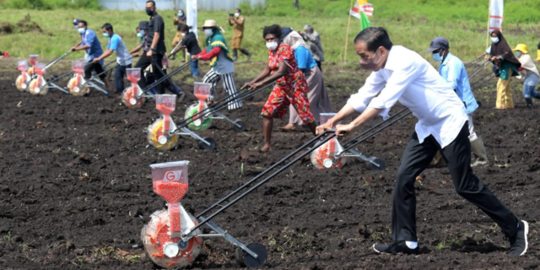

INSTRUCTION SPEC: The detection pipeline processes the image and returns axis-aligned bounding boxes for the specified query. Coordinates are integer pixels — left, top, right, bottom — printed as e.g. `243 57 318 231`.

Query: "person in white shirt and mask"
316 27 528 257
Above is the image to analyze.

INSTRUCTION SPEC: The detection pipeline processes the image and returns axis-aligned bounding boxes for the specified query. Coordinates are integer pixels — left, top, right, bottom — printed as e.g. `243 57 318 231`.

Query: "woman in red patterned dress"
243 24 316 152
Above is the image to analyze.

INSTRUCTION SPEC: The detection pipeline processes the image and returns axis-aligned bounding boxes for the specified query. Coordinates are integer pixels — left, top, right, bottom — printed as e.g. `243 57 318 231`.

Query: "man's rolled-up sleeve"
368 62 420 110
347 71 385 112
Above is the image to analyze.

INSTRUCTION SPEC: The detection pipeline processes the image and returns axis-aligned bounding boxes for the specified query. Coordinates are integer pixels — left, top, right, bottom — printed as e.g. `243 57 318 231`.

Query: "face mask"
78 28 85 34
359 49 383 71
137 30 145 38
234 13 240 17
515 51 521 57
74 25 78 30
181 33 186 36
178 12 183 17
103 33 110 38
204 29 214 37
432 51 443 62
491 37 499 44
146 8 154 16
266 41 278 50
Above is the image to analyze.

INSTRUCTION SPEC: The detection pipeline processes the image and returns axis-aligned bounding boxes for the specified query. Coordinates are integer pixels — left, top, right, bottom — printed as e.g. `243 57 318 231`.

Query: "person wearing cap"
129 21 149 58
280 27 333 131
512 43 540 107
486 30 521 109
93 23 133 95
299 24 324 71
316 27 528 257
70 19 112 95
193 19 242 110
228 8 252 61
171 9 187 61
427 37 487 167
243 24 317 152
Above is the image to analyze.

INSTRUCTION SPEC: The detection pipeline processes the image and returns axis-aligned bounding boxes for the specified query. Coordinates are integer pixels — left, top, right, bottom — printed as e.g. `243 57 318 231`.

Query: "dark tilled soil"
0 64 539 270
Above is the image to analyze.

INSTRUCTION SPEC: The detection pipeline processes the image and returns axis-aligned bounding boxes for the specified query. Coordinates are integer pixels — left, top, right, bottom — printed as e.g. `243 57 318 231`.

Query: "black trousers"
392 122 518 241
135 52 164 94
84 62 105 80
114 63 132 94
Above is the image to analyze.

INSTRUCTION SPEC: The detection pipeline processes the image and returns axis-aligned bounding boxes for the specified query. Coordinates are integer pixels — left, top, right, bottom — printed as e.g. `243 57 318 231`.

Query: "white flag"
489 0 504 31
186 0 198 39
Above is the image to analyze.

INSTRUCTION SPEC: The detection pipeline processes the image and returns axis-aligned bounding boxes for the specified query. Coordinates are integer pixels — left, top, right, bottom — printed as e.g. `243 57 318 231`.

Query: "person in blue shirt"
93 23 133 95
279 27 333 131
71 20 112 94
427 37 488 167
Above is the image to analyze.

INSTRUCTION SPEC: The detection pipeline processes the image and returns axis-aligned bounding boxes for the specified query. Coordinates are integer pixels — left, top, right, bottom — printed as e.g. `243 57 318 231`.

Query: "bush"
2 0 101 10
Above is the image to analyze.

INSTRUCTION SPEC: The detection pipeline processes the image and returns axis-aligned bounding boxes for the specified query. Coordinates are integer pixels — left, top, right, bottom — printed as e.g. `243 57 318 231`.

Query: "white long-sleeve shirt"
347 45 468 148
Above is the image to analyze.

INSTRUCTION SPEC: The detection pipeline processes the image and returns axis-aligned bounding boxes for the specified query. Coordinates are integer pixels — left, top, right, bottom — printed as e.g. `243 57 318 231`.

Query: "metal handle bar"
171 83 274 132
44 51 72 70
467 61 491 80
470 72 496 89
185 130 337 238
341 108 410 149
337 110 412 159
464 56 484 67
140 60 193 95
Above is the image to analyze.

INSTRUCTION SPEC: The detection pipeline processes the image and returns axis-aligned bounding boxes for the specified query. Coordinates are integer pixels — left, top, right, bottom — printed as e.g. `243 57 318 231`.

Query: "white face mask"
234 13 240 17
204 29 213 37
491 37 499 44
181 33 186 36
266 41 278 50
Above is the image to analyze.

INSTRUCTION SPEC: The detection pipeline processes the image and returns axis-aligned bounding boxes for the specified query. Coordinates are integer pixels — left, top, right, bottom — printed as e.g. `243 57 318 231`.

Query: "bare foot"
260 144 272 152
278 124 296 131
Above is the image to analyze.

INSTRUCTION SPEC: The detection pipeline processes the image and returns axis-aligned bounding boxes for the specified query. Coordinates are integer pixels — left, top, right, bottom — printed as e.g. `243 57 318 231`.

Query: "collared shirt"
146 12 166 54
81 29 104 65
439 52 478 114
107 33 132 66
347 45 467 148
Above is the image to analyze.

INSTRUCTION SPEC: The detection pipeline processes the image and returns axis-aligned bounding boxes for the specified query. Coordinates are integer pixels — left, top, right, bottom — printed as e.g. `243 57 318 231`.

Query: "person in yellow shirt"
228 8 251 61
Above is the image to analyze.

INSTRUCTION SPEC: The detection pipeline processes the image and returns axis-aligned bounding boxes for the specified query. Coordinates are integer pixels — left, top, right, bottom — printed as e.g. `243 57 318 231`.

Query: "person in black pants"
317 27 529 257
136 1 167 94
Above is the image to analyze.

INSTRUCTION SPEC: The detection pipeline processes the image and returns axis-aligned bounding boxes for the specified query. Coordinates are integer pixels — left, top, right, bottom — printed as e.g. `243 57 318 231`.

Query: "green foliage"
238 1 266 16
1 0 539 62
2 0 101 10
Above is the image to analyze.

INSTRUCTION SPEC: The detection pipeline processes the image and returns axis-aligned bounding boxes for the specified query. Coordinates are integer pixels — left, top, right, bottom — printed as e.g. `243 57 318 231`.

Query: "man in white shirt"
316 27 528 256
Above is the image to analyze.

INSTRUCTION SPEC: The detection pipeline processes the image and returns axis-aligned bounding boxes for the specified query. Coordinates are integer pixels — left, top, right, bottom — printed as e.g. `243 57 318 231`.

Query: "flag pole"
486 0 491 49
344 0 354 63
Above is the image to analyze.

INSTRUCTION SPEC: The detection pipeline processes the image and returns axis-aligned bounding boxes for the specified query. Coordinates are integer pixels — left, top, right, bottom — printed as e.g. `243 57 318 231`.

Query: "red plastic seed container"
29 54 39 66
150 161 189 237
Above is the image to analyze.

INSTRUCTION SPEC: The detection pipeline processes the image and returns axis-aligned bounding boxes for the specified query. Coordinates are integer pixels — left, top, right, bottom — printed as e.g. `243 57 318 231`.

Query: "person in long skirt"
279 28 333 130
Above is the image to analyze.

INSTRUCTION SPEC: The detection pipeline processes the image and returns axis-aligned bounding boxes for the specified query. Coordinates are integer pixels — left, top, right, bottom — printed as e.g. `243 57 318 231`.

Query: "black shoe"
525 98 533 108
509 220 529 256
373 241 419 255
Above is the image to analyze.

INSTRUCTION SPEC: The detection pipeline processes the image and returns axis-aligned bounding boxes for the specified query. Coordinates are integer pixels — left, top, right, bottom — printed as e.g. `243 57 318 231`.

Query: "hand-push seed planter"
15 60 30 91
77 60 116 96
147 94 180 150
122 68 145 108
25 52 73 95
122 60 191 108
67 60 89 96
310 112 391 171
147 83 274 151
142 161 202 268
184 82 246 132
142 109 411 268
